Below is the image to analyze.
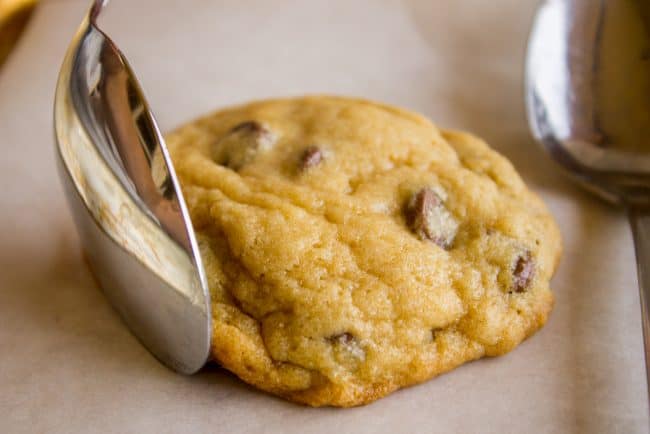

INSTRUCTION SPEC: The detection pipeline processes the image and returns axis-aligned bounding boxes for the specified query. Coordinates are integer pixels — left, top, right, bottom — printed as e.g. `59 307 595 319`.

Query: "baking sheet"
0 0 647 432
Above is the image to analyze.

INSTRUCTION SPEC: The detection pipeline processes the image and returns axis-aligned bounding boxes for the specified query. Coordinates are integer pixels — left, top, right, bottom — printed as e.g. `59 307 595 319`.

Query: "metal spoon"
53 0 211 374
526 0 650 403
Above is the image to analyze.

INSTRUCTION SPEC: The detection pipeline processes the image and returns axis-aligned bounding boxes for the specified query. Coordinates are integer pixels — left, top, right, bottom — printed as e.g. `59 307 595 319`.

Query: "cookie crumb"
212 120 276 169
513 251 535 292
406 188 458 249
300 145 324 170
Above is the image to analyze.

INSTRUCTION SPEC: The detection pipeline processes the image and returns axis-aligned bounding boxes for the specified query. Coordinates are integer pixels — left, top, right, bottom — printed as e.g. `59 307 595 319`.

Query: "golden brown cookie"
166 96 562 407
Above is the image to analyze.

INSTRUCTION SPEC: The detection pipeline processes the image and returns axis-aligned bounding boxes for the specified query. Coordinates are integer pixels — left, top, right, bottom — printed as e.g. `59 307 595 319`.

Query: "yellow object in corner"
0 0 37 68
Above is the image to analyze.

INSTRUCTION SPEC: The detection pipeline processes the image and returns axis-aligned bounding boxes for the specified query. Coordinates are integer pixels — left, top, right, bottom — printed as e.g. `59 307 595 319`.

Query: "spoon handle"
629 207 650 409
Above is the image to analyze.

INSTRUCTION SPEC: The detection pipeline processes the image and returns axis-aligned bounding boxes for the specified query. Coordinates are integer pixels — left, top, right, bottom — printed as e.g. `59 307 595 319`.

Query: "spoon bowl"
526 0 650 409
53 0 211 374
527 0 650 205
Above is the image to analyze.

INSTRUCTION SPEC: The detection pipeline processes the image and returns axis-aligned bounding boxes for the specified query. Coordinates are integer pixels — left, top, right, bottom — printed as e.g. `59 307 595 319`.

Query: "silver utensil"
53 0 211 374
526 0 650 403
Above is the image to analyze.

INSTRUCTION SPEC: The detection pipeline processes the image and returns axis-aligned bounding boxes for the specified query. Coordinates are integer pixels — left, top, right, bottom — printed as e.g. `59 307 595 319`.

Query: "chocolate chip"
408 189 441 221
513 251 535 292
327 332 354 345
300 145 323 170
406 188 458 249
327 332 365 361
212 120 276 170
230 121 265 134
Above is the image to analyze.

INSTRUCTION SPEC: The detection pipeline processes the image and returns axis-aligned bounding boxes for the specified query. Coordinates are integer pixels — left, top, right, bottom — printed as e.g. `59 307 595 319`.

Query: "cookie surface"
167 96 561 407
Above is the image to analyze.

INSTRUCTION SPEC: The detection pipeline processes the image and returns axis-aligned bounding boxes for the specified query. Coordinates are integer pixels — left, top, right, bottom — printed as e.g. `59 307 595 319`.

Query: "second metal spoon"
526 0 650 408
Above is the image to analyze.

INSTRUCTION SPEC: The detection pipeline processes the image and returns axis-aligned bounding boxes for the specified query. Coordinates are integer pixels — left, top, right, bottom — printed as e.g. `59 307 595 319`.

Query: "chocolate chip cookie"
166 96 562 407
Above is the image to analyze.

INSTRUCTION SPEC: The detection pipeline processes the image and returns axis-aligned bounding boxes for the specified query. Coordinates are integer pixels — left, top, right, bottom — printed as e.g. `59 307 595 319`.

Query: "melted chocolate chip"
407 189 441 229
300 146 323 170
513 251 535 292
230 120 265 134
406 188 458 249
327 332 365 360
328 332 354 345
213 120 276 170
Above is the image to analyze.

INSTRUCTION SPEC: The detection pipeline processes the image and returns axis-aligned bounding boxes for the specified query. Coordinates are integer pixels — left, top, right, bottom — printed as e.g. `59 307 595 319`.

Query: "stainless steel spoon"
53 0 211 373
526 0 650 403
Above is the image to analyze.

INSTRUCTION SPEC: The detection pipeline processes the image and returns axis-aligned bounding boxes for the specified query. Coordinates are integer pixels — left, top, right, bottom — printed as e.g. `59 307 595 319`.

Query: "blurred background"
0 0 36 68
